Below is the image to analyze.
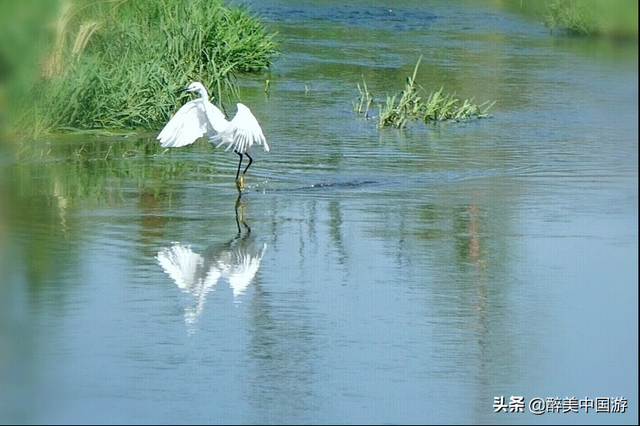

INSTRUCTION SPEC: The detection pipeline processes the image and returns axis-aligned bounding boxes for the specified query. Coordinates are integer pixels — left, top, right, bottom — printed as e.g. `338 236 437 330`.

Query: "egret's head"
179 82 208 99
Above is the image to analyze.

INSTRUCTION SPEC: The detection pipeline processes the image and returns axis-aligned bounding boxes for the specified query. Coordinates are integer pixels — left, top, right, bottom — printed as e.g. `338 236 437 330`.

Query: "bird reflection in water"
156 194 267 330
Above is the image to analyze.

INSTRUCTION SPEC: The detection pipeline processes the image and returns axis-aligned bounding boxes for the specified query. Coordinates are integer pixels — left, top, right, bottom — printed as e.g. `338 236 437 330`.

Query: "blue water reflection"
157 196 268 332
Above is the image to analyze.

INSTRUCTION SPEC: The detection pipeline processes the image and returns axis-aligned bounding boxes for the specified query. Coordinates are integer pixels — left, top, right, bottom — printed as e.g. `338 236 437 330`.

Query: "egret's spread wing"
158 99 217 148
213 103 269 153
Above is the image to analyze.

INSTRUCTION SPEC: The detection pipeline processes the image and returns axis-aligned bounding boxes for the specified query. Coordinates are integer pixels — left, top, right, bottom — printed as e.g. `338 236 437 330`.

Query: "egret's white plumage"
212 103 269 153
157 82 227 147
157 81 269 190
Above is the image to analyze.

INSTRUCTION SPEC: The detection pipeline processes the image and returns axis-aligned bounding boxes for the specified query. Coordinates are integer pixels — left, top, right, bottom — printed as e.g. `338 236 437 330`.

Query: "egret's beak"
175 86 189 95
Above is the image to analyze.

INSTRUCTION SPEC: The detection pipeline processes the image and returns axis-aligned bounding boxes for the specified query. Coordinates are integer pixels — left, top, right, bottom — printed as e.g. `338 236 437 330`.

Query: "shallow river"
0 0 637 424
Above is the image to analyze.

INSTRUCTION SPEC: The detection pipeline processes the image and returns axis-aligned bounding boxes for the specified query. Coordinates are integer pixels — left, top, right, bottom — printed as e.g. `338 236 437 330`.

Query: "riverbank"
1 0 279 139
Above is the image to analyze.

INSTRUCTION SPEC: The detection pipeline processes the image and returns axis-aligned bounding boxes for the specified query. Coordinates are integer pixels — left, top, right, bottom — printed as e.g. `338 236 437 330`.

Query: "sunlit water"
1 1 637 424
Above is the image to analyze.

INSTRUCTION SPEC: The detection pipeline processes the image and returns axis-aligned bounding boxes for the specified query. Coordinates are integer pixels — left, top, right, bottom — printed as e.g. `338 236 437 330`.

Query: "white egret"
157 81 269 190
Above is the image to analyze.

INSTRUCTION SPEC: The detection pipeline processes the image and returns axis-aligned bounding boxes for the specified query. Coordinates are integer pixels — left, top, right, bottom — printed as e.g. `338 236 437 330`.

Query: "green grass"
353 78 373 119
4 0 279 138
546 0 598 35
356 57 495 129
488 0 637 38
544 0 638 37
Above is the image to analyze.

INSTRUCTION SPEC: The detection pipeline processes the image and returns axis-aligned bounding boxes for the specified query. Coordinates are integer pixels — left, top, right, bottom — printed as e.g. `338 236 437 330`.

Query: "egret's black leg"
235 151 243 181
243 153 253 176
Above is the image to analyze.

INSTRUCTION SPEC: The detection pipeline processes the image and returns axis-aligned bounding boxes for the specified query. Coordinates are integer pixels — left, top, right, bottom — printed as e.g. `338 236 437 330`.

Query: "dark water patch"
256 2 438 31
244 166 533 196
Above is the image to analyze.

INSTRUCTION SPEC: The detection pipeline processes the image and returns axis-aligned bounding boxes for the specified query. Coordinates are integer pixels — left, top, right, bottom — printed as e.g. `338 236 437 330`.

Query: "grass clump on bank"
355 57 495 129
8 0 278 137
544 0 638 38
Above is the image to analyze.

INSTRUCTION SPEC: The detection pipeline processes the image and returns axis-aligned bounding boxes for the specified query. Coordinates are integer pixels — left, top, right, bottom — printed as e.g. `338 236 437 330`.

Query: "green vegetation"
545 0 638 37
353 79 373 119
2 0 278 138
545 0 598 35
490 0 637 38
355 58 495 129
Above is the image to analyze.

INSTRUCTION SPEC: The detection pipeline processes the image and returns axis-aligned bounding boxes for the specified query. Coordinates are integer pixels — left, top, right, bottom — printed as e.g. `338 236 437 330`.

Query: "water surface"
1 0 637 424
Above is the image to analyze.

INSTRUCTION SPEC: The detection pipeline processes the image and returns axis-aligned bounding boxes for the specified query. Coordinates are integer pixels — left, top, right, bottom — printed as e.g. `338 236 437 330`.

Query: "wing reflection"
213 237 268 297
156 242 221 326
156 194 267 330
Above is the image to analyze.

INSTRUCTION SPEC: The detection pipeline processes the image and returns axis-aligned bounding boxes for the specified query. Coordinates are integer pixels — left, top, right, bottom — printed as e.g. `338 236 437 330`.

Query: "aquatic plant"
543 0 637 38
357 57 495 129
353 78 373 118
8 0 279 137
545 0 597 35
